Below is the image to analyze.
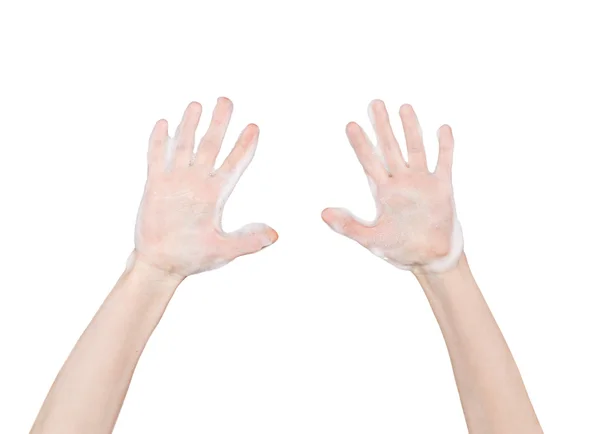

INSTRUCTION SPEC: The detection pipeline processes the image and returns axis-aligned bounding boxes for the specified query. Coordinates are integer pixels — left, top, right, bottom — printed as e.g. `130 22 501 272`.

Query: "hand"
130 98 278 278
322 101 462 273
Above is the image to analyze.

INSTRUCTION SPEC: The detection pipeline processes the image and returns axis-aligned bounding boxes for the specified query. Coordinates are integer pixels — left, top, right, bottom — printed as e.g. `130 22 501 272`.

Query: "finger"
220 223 278 260
321 207 374 245
215 123 259 207
173 102 202 168
147 119 169 176
399 104 427 171
217 123 259 177
194 97 233 168
368 99 407 173
346 122 389 183
435 124 454 179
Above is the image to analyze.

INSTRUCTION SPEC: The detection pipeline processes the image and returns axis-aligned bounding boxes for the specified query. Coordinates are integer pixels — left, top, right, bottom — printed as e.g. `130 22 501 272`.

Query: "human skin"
322 100 543 433
30 98 277 434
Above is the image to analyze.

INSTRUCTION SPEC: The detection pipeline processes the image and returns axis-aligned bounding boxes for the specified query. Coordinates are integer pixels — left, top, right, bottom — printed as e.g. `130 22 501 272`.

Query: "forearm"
31 258 183 434
415 254 542 434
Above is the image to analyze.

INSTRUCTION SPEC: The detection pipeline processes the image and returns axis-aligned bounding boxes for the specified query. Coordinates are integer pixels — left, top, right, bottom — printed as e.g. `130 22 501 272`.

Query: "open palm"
322 101 463 273
132 98 277 278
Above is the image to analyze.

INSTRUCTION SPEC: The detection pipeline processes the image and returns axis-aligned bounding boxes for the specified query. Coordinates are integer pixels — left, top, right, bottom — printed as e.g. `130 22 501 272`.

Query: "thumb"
321 207 373 243
222 223 278 259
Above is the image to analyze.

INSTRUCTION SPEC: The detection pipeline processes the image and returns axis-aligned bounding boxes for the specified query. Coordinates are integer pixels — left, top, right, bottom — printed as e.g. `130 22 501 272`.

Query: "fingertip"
268 227 278 244
232 223 278 252
369 99 385 112
236 124 259 151
217 96 233 108
152 119 169 137
437 124 454 141
321 207 335 223
255 227 278 251
399 103 414 115
345 121 361 135
187 101 202 112
246 123 260 138
321 207 349 234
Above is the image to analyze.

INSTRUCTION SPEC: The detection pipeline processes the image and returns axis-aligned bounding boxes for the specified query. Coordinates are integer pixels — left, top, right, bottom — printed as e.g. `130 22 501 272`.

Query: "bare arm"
30 262 182 434
322 100 542 433
415 255 542 433
31 98 277 434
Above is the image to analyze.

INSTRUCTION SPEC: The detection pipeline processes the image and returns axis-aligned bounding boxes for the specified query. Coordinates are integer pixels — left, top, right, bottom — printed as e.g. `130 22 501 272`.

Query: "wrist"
412 251 464 276
125 251 185 289
103 253 182 337
413 252 472 298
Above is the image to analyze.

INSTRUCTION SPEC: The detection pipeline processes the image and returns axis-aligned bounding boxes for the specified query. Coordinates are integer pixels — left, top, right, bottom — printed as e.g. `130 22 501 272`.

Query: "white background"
1 1 599 432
